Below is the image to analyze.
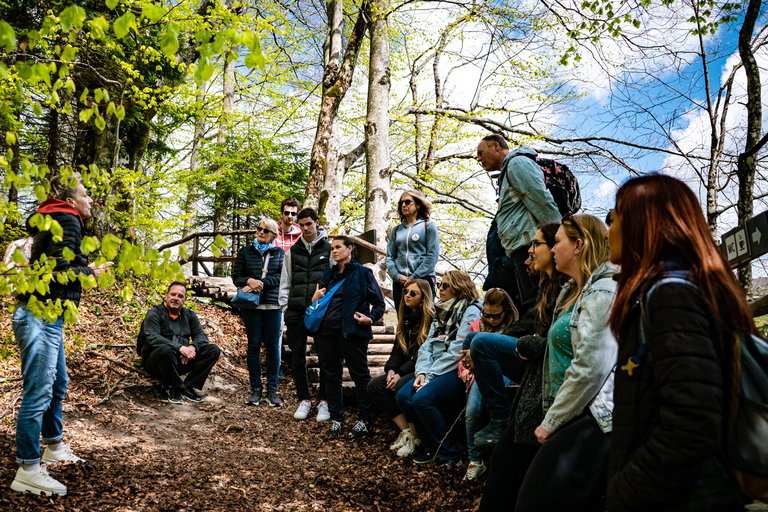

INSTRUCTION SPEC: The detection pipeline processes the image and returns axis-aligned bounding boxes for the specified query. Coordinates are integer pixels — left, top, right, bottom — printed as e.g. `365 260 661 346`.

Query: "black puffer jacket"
385 309 424 376
232 244 285 305
607 270 744 511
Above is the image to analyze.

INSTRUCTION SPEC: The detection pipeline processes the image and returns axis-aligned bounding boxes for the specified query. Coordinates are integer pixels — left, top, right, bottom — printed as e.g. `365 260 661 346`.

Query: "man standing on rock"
137 282 221 404
477 134 560 315
278 208 332 422
11 174 109 497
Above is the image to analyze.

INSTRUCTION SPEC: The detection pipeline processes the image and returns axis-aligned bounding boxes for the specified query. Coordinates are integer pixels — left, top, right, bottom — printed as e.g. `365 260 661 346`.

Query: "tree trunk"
364 0 392 254
304 0 370 209
183 84 206 241
320 121 343 231
213 53 235 276
736 0 762 294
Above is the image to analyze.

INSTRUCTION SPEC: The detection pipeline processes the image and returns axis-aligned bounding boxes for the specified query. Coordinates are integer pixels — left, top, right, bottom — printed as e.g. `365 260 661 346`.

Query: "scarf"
433 297 469 341
254 241 275 255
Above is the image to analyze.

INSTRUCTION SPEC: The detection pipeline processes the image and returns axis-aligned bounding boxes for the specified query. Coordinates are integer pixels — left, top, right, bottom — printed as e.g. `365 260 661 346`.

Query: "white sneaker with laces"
396 434 422 457
294 400 312 420
10 464 67 496
463 460 487 481
390 429 411 451
316 400 330 422
41 443 84 465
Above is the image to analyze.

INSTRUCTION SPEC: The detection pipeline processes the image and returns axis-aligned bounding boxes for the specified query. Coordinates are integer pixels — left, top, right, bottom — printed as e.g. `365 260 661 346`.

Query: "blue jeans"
470 333 527 422
396 373 466 463
12 305 68 464
241 309 282 391
466 375 513 462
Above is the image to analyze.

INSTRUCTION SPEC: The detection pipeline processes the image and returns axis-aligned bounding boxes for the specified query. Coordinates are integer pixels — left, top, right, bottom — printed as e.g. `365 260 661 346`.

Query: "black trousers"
484 220 538 316
479 422 539 512
516 414 610 512
315 330 373 423
143 344 221 390
284 313 326 402
367 371 414 419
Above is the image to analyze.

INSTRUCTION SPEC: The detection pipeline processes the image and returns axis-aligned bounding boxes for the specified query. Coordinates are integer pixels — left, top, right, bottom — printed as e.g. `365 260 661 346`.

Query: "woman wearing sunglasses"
232 219 286 407
386 190 439 313
395 270 482 468
367 279 435 457
514 213 618 512
458 287 518 481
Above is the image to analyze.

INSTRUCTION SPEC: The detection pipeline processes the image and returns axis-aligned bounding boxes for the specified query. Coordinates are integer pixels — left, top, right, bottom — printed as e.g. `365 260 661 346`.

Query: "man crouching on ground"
137 282 221 404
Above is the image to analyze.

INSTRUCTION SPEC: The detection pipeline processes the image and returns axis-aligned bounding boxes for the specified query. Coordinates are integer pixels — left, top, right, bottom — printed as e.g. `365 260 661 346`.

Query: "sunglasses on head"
403 289 420 298
562 213 585 238
256 226 274 235
283 210 297 216
481 311 504 320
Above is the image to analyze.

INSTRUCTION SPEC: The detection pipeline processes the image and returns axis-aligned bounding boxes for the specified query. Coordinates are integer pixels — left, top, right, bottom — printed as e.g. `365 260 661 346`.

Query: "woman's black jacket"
385 310 423 376
232 244 285 305
606 273 744 511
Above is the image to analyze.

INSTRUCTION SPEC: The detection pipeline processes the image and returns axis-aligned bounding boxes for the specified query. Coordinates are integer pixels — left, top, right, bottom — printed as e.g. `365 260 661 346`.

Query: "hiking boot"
10 465 66 496
316 400 330 422
167 387 183 404
246 388 262 406
441 459 463 471
329 420 342 438
180 386 204 403
294 400 311 420
396 434 422 457
463 460 487 481
278 367 287 381
413 451 435 464
41 444 84 465
473 419 508 447
349 420 371 440
390 429 411 451
266 390 283 408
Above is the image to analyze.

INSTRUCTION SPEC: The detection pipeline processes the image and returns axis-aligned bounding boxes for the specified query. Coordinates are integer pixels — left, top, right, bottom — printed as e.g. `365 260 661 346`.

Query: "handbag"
231 253 271 309
304 278 345 333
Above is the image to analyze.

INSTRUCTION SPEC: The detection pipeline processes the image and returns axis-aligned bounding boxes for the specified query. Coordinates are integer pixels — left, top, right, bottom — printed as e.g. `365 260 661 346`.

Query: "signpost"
722 210 768 267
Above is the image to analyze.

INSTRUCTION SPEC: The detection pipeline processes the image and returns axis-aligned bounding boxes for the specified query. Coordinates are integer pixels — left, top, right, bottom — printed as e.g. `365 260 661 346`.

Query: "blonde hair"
481 288 518 332
259 218 279 241
442 270 480 302
557 214 609 313
396 279 435 352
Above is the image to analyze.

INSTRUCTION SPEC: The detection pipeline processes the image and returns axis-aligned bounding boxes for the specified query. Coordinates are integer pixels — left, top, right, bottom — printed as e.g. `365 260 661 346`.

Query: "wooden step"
308 366 386 382
283 343 393 356
306 355 390 367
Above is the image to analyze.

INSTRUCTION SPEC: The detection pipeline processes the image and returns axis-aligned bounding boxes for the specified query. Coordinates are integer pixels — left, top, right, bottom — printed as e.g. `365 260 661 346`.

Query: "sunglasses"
399 199 414 206
438 281 450 290
256 226 275 235
283 210 297 216
481 311 504 320
531 239 547 249
403 289 421 298
561 213 585 239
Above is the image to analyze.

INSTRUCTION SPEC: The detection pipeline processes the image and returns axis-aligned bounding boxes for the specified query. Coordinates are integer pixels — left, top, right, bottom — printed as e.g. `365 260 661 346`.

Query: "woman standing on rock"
368 279 435 457
312 236 385 440
386 190 439 313
233 218 285 408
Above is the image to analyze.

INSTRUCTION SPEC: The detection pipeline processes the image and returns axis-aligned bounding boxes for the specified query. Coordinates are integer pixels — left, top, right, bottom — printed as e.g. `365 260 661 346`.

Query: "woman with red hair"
606 174 752 511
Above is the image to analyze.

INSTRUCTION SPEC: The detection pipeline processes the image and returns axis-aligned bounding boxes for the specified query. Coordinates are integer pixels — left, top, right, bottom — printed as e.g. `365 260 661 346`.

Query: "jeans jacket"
542 262 619 434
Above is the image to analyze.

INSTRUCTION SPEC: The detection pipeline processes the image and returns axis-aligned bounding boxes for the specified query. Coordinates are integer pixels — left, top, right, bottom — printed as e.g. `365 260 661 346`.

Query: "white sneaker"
396 434 422 457
10 464 67 496
463 460 487 481
316 401 330 422
41 444 84 465
390 429 411 451
294 400 312 420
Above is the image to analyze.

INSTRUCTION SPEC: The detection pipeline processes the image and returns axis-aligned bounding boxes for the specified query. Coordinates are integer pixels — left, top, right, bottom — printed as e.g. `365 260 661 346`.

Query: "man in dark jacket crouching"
138 282 221 404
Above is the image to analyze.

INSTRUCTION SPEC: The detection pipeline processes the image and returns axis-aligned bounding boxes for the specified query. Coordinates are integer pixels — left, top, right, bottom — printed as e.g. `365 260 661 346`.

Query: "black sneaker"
278 367 287 381
180 386 204 403
413 452 435 464
266 390 283 407
329 420 342 438
246 388 262 406
167 387 183 404
441 459 463 471
349 419 371 440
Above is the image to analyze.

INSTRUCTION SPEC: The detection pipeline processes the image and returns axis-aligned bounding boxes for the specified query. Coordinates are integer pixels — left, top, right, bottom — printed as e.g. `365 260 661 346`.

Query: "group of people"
8 134 760 511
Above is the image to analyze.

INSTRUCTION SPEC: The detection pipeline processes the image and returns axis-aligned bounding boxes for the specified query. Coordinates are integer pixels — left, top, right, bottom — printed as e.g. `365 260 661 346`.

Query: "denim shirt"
542 262 619 434
415 300 482 382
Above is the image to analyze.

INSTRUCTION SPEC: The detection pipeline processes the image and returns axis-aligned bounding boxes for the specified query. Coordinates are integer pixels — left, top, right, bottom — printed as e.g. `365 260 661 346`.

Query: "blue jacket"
320 259 385 339
496 146 561 254
386 219 439 281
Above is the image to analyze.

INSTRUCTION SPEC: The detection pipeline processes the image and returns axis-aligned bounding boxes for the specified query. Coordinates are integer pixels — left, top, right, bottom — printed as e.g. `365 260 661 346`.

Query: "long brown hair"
396 279 435 352
481 288 519 332
608 174 756 342
535 221 569 325
441 270 480 302
557 214 609 313
397 189 432 222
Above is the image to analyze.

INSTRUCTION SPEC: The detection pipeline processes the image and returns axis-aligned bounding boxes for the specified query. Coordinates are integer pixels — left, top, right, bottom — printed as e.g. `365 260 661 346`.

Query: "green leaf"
0 63 7 79
106 0 119 9
211 245 221 258
89 16 109 39
81 236 99 254
94 115 106 131
214 234 228 248
0 20 16 52
61 45 78 62
115 104 125 120
34 184 46 201
160 27 179 56
101 233 120 259
12 249 25 265
120 284 133 302
5 131 16 146
50 220 63 238
142 4 165 22
113 11 136 39
62 247 75 262
33 102 42 117
97 271 114 289
60 5 86 32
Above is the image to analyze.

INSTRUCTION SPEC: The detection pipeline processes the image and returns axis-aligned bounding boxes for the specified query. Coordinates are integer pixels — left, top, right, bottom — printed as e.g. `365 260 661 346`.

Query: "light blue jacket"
386 219 439 281
496 146 561 254
542 262 619 434
415 300 482 382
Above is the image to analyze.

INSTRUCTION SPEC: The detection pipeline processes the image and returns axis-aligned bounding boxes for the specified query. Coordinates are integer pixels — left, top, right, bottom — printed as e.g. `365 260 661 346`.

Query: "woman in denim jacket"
516 214 618 512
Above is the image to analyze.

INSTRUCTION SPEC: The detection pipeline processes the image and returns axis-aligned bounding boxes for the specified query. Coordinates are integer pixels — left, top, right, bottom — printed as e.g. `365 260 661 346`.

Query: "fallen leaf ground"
0 287 482 512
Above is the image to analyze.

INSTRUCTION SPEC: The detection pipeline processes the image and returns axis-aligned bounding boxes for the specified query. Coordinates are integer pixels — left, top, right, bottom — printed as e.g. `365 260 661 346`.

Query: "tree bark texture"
213 53 236 276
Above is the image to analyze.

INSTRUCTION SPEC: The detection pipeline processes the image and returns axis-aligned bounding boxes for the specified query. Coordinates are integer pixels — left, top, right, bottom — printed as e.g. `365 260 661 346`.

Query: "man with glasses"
275 197 302 252
476 134 560 315
278 208 332 421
